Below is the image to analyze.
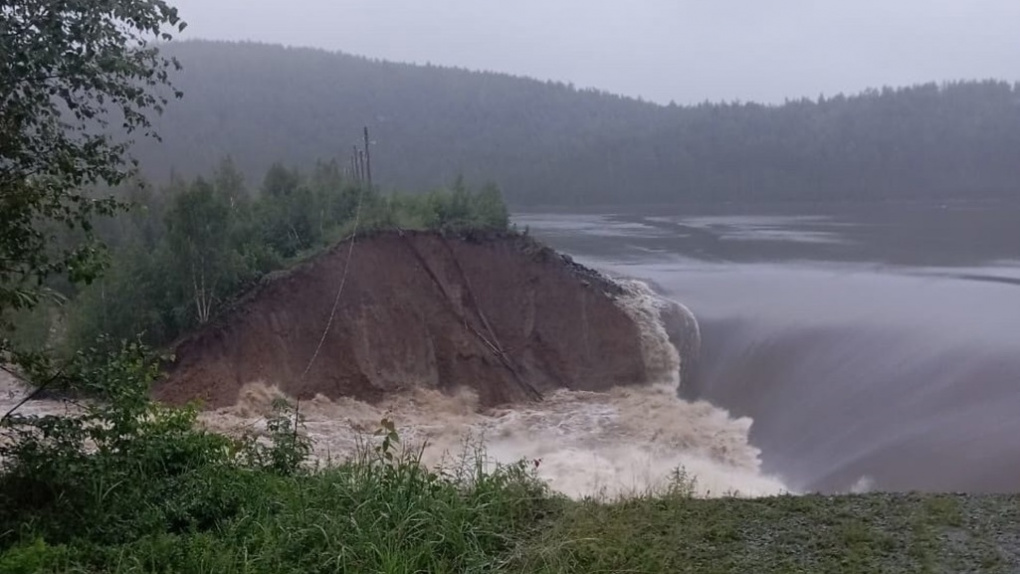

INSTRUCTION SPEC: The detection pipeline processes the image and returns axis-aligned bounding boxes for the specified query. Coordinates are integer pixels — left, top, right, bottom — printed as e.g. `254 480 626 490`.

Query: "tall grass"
0 342 549 573
0 438 556 573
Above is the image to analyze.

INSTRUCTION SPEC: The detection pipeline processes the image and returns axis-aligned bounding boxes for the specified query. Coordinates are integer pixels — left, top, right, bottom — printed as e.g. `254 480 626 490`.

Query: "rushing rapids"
199 279 790 498
0 276 792 499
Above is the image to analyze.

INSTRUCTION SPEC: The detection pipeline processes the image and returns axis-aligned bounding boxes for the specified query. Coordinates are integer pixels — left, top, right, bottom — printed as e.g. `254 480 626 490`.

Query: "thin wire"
292 178 366 432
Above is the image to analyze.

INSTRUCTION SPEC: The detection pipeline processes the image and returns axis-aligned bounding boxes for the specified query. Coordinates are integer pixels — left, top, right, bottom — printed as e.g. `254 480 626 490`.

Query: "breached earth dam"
8 201 1020 498
2 231 792 499
198 278 790 499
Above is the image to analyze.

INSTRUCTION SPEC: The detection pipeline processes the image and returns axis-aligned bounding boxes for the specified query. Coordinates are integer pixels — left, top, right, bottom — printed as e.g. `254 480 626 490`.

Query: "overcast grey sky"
169 0 1019 105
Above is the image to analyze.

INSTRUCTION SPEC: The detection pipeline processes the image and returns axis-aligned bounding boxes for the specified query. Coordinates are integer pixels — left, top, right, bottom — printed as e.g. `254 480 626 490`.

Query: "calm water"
513 201 1020 493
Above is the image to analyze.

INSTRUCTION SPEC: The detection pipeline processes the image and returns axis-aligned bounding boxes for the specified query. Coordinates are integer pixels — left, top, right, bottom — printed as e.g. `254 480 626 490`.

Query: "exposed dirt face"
155 231 650 409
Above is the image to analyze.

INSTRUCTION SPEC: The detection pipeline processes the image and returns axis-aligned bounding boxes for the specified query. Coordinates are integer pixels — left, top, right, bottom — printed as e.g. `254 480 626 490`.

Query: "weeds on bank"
0 340 552 573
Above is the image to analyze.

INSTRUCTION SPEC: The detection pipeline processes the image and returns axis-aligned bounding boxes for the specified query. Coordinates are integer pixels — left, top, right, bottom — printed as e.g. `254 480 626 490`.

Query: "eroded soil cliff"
156 231 653 409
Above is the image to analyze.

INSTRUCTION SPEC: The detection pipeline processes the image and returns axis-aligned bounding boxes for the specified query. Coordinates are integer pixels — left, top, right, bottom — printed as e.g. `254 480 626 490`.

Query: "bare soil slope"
156 231 651 409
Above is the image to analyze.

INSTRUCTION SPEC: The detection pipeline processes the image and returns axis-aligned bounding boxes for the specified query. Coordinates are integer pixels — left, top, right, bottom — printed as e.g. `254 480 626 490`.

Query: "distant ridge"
133 40 1020 206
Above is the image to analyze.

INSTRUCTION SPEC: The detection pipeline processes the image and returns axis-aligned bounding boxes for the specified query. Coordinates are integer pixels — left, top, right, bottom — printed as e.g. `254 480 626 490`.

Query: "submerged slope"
156 231 665 409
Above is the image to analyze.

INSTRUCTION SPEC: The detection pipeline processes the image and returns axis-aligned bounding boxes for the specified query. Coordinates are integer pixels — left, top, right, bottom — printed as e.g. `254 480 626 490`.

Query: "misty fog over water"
515 202 1020 493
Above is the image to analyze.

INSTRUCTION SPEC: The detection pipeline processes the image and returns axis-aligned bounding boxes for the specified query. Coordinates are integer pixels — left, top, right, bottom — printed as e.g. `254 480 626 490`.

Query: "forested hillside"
134 41 1020 206
134 40 667 195
514 82 1020 204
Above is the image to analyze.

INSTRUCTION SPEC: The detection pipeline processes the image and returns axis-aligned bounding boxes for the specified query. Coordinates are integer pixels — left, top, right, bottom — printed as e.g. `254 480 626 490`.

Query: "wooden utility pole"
363 126 373 189
351 145 362 183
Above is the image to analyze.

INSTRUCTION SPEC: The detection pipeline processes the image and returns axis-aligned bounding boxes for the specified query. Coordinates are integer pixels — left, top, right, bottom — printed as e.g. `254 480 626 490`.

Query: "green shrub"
237 397 312 476
0 338 553 571
62 166 513 356
0 539 72 574
0 339 246 546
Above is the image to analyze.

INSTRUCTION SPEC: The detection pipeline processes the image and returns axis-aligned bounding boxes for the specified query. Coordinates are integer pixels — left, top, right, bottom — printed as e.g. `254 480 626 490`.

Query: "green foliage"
0 338 239 545
238 398 312 476
164 176 250 325
62 166 512 353
0 340 551 571
63 242 176 351
379 179 512 232
474 182 512 230
0 0 186 340
0 539 72 574
1 304 57 353
257 164 321 258
4 381 1019 574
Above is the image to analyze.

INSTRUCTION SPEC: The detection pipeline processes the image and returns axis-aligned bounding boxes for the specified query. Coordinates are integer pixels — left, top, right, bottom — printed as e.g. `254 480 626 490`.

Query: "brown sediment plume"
199 380 789 499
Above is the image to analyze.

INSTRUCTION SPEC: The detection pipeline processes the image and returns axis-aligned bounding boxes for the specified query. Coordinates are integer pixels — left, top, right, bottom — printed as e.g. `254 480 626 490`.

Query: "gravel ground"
517 492 1020 573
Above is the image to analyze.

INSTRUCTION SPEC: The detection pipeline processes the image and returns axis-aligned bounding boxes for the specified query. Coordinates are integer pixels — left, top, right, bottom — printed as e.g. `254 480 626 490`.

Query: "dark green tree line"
123 41 1020 206
514 81 1020 204
56 162 511 354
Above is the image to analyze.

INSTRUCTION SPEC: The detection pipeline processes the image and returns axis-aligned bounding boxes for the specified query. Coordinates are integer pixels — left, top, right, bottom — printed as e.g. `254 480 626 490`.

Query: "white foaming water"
0 370 74 419
203 281 791 499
